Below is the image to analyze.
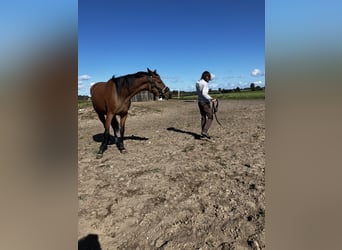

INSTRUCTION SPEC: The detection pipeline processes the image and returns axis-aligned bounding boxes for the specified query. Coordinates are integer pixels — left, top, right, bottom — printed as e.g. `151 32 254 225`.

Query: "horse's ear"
147 68 152 74
153 70 157 74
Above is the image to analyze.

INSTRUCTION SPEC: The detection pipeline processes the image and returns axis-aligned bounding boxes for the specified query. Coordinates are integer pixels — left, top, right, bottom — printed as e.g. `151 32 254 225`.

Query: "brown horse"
90 68 170 158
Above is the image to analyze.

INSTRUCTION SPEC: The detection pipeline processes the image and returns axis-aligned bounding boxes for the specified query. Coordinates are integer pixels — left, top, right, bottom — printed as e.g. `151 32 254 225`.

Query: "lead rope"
212 99 223 127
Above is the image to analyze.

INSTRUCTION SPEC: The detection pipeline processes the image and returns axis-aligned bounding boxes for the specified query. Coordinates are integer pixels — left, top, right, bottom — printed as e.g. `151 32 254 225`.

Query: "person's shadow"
166 127 202 140
78 234 102 250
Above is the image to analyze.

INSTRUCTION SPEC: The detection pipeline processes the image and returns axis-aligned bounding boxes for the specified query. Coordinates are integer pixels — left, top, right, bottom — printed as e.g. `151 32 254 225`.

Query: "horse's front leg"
97 113 113 158
118 113 128 153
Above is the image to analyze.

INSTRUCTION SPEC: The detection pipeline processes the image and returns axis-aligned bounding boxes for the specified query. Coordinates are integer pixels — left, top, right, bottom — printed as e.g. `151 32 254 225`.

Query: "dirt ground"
78 99 265 250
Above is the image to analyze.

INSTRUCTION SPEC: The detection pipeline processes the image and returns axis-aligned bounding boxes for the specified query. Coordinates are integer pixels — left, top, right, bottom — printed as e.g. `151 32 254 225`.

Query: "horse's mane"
110 71 150 89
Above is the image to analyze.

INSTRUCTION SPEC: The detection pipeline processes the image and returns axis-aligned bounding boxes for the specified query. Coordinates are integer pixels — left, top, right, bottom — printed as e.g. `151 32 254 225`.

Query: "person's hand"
212 98 217 102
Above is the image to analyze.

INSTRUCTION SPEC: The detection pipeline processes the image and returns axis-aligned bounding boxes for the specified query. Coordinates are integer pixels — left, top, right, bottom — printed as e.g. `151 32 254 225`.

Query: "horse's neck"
123 77 150 100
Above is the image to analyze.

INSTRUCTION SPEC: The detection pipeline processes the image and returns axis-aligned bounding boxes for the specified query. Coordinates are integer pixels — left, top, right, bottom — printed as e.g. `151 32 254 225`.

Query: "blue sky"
78 0 265 95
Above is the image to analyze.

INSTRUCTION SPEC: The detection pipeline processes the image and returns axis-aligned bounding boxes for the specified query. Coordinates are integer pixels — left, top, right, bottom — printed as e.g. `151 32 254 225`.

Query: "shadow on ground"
78 234 102 250
92 134 149 145
167 127 202 140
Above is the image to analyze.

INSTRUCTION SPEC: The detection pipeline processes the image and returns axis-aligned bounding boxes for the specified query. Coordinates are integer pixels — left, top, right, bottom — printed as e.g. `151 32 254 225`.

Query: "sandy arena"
78 99 265 249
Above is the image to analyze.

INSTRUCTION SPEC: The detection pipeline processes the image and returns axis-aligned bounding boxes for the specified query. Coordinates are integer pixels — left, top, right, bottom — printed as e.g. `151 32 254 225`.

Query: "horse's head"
147 68 170 99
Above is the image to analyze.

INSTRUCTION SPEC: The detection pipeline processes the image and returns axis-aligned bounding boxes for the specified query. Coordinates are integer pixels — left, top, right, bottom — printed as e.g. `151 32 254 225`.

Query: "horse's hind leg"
118 113 128 153
98 113 106 127
97 113 114 158
99 113 118 144
111 116 119 144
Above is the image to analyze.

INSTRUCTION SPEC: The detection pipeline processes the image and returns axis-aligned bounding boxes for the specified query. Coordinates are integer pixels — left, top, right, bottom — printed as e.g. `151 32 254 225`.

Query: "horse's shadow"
166 127 202 140
78 234 102 250
93 133 149 152
92 134 149 145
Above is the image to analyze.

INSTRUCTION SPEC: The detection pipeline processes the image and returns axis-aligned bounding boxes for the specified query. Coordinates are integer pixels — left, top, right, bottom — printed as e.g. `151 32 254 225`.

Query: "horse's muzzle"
161 87 170 99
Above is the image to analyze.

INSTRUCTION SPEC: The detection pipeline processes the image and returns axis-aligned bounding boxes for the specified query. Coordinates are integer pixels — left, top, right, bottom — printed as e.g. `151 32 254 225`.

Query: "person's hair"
201 71 211 81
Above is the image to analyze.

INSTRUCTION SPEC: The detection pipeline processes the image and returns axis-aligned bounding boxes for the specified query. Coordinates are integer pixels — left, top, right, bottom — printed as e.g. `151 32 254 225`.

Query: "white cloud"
78 74 92 80
164 75 183 84
251 69 264 77
210 83 219 89
78 81 84 90
78 75 93 94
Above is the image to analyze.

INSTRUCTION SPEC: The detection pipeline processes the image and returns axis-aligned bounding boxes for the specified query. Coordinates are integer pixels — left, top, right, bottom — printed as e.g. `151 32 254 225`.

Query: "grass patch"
78 100 92 109
212 90 265 99
177 90 265 100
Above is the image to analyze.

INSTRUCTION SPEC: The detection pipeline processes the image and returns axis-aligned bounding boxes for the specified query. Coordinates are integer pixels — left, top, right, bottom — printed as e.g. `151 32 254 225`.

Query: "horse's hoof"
120 149 127 154
96 153 103 159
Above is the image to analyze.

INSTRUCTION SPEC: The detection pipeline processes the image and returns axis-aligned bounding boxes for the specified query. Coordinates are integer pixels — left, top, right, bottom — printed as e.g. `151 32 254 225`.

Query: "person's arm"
202 82 213 101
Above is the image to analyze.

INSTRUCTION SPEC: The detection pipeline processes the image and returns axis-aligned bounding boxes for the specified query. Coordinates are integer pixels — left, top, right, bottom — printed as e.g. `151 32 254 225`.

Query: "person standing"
196 71 217 139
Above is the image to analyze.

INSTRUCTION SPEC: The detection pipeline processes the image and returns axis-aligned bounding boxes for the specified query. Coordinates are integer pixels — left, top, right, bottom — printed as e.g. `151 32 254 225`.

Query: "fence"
131 91 156 102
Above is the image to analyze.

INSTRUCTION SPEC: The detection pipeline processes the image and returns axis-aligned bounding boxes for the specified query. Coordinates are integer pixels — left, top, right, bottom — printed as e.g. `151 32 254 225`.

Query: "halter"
148 76 169 96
